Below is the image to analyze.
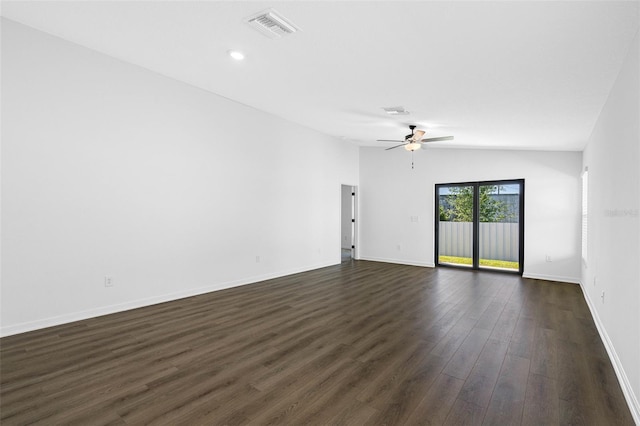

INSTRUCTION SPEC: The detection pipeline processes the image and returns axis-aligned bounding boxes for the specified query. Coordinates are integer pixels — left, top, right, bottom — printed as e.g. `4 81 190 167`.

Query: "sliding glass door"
436 180 524 273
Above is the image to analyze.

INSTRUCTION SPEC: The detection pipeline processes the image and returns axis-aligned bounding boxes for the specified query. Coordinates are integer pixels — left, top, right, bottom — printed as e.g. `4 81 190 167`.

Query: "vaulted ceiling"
2 1 638 150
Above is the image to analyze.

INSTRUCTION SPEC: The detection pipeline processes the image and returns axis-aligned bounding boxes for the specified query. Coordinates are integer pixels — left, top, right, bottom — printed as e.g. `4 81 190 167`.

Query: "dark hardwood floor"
0 261 634 425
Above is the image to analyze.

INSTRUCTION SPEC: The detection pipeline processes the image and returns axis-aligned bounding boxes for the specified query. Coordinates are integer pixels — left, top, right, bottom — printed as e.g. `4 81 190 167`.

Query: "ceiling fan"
378 125 454 151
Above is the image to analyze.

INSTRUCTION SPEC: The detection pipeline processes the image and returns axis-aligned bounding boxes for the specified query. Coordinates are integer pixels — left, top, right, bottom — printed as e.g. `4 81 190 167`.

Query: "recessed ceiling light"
228 50 245 61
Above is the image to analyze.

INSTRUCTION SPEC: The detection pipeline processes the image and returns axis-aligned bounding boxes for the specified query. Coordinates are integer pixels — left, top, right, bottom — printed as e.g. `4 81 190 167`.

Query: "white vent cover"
245 9 300 39
383 106 410 116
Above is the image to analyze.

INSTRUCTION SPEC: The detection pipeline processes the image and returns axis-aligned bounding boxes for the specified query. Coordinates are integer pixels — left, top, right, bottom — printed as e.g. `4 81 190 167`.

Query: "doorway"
435 179 524 273
341 185 356 262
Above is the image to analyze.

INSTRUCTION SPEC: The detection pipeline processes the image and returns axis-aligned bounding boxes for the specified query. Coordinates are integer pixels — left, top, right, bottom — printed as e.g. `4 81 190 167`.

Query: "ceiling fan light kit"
404 142 421 151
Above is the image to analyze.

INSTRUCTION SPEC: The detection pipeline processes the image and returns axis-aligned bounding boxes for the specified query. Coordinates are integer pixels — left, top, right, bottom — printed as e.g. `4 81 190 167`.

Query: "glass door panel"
478 183 521 271
437 185 474 267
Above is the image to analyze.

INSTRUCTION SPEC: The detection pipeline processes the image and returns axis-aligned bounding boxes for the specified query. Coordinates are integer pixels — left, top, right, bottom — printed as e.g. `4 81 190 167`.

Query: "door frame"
341 184 358 260
435 179 524 274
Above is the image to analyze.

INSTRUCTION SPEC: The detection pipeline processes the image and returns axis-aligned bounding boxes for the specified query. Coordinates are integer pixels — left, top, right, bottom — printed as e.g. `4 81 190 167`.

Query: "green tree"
444 185 512 222
439 204 449 221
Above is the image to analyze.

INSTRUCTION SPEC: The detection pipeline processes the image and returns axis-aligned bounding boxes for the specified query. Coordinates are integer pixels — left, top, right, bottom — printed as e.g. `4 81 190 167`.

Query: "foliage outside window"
441 185 515 223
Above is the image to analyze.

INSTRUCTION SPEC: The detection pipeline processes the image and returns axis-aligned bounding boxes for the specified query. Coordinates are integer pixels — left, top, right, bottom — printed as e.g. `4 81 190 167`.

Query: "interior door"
341 184 356 262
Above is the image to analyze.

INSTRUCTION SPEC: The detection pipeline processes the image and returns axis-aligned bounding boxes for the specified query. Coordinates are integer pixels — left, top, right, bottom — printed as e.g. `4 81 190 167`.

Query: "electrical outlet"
256 255 260 263
545 255 552 262
104 276 114 287
397 244 401 251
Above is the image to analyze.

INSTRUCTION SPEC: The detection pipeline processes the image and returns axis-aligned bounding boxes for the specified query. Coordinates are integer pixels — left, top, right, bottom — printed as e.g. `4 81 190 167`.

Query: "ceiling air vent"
383 106 410 116
245 9 300 39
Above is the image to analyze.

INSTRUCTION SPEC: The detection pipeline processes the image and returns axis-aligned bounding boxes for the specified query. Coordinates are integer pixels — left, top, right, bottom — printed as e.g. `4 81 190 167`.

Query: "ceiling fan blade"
410 130 425 141
420 136 454 143
377 139 404 143
385 143 407 151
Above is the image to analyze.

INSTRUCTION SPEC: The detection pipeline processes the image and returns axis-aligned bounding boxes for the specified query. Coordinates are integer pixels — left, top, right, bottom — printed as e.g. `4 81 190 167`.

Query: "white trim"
581 168 589 265
522 272 580 284
0 261 336 337
579 281 640 424
358 256 435 268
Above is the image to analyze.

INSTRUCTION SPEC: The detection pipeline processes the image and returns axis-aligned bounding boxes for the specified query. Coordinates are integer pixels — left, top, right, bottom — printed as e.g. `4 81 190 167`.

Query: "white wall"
0 20 359 336
359 147 582 282
582 31 639 422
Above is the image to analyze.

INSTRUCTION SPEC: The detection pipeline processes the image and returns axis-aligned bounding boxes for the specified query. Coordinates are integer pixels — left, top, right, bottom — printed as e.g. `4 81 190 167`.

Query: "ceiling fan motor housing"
405 124 417 140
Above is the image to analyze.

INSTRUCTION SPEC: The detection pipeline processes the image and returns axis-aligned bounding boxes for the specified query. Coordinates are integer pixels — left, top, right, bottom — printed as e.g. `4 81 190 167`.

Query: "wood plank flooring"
0 261 634 425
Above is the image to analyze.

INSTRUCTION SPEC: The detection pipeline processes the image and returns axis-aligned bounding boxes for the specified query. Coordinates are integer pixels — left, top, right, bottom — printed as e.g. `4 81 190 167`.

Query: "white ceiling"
2 1 638 150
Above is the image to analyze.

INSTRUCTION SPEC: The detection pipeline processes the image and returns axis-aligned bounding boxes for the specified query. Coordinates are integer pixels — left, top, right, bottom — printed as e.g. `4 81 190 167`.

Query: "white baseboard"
0 261 336 337
522 272 580 284
358 256 435 268
580 281 640 424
